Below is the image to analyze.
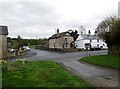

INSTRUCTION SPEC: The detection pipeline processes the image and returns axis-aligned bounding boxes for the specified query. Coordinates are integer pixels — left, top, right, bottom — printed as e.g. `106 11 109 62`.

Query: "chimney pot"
57 28 59 37
57 28 59 34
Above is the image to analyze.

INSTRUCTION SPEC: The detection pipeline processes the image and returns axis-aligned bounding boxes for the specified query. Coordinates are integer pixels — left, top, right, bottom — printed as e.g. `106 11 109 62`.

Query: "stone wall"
0 35 7 59
49 36 74 49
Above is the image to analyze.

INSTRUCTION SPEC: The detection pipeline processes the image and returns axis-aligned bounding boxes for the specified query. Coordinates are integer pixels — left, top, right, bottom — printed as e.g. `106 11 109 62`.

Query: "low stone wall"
42 48 79 52
7 51 27 59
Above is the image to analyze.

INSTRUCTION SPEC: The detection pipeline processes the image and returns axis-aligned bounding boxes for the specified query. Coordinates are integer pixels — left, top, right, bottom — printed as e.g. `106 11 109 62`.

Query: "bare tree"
79 26 86 34
68 30 79 41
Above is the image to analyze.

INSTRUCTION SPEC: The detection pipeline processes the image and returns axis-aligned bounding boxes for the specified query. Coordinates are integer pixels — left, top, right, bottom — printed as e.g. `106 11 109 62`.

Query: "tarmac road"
28 49 108 62
8 49 119 87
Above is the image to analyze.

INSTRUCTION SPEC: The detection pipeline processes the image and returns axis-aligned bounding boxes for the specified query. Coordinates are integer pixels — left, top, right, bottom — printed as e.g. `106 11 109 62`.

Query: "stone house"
0 26 8 59
48 29 74 50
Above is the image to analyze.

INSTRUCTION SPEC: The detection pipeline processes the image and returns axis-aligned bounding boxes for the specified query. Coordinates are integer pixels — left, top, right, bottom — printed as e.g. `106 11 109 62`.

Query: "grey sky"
0 0 119 39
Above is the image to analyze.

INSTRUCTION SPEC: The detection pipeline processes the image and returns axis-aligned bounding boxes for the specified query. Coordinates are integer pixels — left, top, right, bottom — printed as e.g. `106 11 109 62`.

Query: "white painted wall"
75 38 108 49
75 39 90 49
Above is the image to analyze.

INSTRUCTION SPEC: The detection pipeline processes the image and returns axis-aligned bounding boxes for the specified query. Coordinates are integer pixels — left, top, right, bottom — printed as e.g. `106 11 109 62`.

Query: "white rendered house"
75 34 108 50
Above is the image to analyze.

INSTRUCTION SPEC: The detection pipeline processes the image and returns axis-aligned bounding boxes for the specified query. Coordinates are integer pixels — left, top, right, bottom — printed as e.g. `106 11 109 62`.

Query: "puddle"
99 75 113 80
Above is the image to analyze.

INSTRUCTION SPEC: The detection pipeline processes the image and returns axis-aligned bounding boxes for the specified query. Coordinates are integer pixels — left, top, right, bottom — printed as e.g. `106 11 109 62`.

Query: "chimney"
57 28 59 37
88 30 91 35
94 31 97 36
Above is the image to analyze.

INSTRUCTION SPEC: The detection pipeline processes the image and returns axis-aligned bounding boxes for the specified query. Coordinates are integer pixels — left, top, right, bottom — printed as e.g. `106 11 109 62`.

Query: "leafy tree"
39 38 48 45
8 36 48 49
7 37 11 43
96 16 120 54
12 40 19 49
17 35 26 47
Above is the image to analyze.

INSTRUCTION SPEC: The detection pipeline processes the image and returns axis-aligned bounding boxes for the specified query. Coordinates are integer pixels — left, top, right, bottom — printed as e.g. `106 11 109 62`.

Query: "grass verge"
80 55 120 70
2 61 94 88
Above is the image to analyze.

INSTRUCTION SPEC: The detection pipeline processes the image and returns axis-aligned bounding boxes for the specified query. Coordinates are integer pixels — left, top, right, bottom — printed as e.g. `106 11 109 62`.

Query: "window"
90 40 92 42
65 44 68 48
65 38 67 41
64 38 68 48
97 39 99 42
64 42 68 48
97 44 99 47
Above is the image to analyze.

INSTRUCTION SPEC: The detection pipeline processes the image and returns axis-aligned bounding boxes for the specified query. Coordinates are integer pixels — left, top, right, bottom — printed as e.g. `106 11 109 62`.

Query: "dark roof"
0 26 8 35
81 34 98 40
49 31 71 39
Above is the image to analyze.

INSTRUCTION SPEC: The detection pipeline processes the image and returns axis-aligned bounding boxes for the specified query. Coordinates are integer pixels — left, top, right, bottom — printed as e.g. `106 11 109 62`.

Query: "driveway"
8 49 119 87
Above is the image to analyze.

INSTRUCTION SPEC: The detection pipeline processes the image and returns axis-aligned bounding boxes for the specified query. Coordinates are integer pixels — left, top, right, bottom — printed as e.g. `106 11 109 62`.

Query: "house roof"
48 31 71 39
80 34 98 40
0 26 8 35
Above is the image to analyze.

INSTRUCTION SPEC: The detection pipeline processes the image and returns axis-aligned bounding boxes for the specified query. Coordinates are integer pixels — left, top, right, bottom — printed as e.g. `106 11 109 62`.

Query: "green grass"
2 61 94 88
80 55 120 70
28 45 36 49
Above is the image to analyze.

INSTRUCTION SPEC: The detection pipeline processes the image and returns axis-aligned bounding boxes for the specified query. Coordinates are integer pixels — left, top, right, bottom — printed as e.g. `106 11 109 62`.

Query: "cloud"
0 0 119 38
0 1 62 38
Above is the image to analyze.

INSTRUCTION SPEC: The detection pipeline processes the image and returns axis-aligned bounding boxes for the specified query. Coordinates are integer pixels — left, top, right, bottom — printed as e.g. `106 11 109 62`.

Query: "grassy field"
80 55 120 70
2 61 94 88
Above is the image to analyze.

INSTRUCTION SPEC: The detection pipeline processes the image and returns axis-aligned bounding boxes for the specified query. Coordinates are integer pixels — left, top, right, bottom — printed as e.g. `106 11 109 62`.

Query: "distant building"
48 28 74 50
0 26 8 59
75 34 108 50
